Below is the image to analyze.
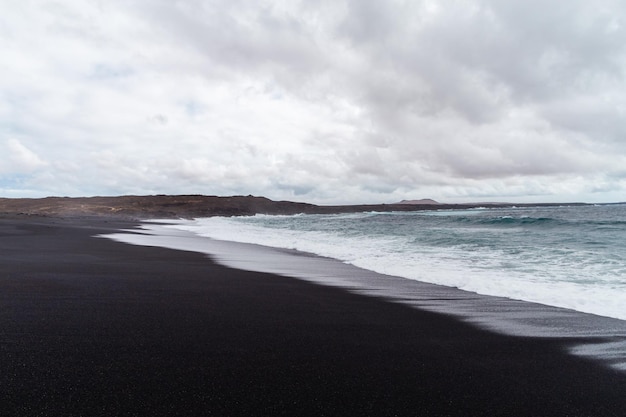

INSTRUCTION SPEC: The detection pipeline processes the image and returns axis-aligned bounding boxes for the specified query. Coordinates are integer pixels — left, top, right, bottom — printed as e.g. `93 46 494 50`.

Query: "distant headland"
395 199 441 205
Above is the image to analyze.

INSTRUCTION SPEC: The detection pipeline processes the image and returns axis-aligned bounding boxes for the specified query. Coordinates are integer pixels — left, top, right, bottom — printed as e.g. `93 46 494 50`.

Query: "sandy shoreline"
2 215 626 416
107 221 626 370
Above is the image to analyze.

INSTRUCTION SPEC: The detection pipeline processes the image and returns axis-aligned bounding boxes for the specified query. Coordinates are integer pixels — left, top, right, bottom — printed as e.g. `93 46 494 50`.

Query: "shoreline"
105 220 626 371
2 215 626 415
163 210 626 322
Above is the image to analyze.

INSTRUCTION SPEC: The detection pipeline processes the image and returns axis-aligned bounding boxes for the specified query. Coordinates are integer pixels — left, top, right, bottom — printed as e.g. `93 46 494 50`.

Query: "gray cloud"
1 0 625 203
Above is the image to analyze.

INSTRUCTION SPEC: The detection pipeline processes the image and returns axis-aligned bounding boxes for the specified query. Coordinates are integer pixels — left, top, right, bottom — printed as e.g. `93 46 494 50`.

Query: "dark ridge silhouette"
0 194 590 219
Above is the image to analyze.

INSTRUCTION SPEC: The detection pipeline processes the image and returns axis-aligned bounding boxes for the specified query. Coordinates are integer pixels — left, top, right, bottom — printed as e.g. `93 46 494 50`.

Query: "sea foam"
170 205 626 321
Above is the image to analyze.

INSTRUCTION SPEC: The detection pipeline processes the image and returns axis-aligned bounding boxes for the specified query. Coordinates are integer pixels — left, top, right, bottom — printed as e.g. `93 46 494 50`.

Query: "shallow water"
170 204 626 321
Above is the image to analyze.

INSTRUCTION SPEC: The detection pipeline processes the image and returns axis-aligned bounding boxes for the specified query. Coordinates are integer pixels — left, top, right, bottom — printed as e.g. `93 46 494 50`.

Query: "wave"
452 215 626 228
170 205 626 321
174 216 626 321
481 216 558 226
448 215 561 228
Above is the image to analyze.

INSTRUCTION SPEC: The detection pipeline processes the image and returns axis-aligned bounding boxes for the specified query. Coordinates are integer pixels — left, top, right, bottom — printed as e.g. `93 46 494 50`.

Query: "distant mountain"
394 199 440 205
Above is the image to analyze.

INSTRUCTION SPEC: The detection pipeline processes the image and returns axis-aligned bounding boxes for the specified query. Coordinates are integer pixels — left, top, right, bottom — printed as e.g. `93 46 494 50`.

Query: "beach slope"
1 215 625 416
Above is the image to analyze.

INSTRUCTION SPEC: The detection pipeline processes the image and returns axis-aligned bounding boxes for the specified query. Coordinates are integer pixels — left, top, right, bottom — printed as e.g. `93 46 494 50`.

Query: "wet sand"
1 215 625 416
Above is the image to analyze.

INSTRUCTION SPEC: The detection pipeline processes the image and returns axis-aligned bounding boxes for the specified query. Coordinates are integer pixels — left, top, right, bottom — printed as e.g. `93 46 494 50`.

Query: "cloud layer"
1 0 625 203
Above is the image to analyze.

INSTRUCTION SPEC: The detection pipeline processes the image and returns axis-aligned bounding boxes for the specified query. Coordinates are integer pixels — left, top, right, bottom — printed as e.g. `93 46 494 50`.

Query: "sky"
1 0 626 204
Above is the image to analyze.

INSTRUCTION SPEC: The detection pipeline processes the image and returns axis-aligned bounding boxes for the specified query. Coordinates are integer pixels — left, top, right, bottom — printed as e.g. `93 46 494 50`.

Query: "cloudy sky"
1 0 625 204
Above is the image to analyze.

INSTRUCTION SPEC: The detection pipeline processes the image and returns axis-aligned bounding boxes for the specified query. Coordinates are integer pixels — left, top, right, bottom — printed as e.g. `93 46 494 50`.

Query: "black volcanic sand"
1 216 625 416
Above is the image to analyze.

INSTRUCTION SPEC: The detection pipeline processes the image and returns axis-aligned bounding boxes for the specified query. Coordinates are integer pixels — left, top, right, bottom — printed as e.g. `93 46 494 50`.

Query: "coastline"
2 215 626 415
106 221 626 371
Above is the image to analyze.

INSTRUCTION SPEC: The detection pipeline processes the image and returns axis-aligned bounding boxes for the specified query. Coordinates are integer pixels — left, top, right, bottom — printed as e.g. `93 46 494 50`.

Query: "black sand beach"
1 215 626 416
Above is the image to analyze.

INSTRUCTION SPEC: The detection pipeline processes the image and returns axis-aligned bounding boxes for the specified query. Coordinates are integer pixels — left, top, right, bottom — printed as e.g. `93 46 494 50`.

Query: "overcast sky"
1 0 625 204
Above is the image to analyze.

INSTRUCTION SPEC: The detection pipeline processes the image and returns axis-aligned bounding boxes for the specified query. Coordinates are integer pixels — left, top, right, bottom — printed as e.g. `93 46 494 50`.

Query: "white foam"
170 216 626 321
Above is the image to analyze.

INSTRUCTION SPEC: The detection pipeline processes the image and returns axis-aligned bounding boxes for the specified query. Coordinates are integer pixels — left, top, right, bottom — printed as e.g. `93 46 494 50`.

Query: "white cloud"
1 0 625 203
1 139 47 173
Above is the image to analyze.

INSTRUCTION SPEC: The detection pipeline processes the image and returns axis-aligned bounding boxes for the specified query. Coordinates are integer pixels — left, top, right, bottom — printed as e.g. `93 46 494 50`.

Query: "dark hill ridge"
0 195 312 219
0 195 589 219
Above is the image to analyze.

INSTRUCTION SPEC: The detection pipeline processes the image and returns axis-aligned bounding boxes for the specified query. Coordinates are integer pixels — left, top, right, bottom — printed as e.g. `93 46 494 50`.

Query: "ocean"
169 204 626 322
